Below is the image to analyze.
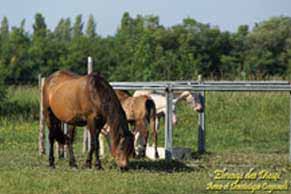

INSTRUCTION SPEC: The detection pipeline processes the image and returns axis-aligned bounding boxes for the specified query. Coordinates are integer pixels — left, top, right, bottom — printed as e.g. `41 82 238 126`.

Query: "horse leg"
58 143 65 159
47 109 63 168
99 133 105 158
150 114 159 159
94 117 105 169
84 120 94 168
84 116 104 169
57 123 65 159
135 120 148 158
155 117 160 132
132 121 140 158
67 125 77 168
48 131 55 168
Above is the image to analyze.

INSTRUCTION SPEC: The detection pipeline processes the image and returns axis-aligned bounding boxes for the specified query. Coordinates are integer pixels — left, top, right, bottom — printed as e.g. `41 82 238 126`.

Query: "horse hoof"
49 164 55 169
95 166 103 170
119 166 129 172
83 161 92 169
71 166 78 171
83 164 91 169
95 164 103 170
58 155 65 160
155 152 160 159
70 163 78 169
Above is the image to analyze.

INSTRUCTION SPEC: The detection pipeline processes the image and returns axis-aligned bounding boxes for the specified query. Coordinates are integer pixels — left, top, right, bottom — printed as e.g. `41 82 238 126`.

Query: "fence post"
82 56 93 153
63 123 68 158
198 75 206 154
88 56 93 74
38 76 46 156
165 84 173 160
289 92 291 162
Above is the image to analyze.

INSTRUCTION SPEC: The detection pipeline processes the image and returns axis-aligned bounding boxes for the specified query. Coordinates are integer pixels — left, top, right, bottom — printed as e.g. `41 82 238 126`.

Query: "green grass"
0 86 39 119
171 92 289 153
1 86 291 193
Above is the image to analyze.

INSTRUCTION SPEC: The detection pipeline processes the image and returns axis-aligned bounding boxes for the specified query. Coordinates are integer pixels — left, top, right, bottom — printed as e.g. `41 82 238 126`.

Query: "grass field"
1 86 291 194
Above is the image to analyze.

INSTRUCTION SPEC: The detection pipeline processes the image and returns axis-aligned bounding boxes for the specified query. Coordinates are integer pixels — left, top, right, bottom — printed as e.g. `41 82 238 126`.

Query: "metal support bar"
111 82 291 91
83 56 93 153
198 91 206 154
38 76 46 155
88 56 93 74
63 123 68 159
289 92 291 162
165 85 173 160
198 75 206 154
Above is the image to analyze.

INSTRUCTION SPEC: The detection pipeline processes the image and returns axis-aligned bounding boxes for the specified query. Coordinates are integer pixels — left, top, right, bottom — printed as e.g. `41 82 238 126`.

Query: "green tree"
63 14 89 74
0 16 11 76
54 18 71 43
53 18 72 69
6 20 31 83
72 14 83 38
29 13 51 79
245 16 291 78
0 17 9 106
86 14 96 38
0 16 9 40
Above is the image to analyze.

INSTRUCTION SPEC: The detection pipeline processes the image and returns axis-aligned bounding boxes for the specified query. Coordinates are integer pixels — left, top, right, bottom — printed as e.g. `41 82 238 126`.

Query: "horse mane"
87 73 132 148
119 90 131 96
115 90 131 101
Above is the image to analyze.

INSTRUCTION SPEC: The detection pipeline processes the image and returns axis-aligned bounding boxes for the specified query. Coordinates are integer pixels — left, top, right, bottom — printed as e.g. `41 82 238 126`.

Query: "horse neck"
175 91 191 103
150 94 176 114
88 74 130 149
106 106 129 149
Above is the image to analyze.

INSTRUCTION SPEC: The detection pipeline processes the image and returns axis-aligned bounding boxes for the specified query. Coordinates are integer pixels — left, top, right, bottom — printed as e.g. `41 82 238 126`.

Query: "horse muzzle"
193 104 203 113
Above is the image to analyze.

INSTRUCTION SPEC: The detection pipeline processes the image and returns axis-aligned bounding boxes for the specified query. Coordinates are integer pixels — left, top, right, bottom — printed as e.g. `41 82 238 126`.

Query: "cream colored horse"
133 90 203 130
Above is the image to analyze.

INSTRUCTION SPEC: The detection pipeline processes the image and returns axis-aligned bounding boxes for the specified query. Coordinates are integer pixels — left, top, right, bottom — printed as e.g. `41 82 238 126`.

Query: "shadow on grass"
128 159 199 173
0 137 4 144
127 151 215 172
191 151 213 159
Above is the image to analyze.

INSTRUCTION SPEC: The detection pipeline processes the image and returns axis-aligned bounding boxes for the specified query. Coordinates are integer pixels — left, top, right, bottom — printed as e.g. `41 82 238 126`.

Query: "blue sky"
1 0 291 36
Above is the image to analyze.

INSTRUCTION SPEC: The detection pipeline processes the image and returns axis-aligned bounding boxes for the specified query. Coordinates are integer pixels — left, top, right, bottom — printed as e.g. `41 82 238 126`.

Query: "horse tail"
47 108 66 145
145 98 159 158
145 98 155 129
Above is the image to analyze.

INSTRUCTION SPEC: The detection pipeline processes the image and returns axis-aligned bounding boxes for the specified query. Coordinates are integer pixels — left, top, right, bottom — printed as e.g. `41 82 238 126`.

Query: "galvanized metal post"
289 92 291 162
88 56 93 74
38 76 46 155
198 75 206 154
165 84 173 160
63 123 68 158
83 56 93 153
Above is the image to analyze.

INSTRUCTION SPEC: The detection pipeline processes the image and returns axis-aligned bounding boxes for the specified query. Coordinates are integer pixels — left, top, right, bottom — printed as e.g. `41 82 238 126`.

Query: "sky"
0 0 291 36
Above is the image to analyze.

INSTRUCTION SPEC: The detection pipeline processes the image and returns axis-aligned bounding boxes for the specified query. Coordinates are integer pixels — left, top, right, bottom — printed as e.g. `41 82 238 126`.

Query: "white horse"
133 90 203 130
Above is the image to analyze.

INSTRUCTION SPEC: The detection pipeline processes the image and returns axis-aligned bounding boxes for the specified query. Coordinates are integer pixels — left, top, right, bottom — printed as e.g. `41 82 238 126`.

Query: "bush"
0 86 39 120
0 67 7 113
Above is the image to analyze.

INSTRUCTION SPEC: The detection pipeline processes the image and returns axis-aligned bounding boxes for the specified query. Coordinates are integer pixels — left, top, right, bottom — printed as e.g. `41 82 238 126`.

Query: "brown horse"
115 90 158 158
100 90 158 159
43 70 134 170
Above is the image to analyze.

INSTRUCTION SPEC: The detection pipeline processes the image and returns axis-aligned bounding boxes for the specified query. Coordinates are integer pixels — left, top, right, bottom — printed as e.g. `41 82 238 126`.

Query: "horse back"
43 70 94 124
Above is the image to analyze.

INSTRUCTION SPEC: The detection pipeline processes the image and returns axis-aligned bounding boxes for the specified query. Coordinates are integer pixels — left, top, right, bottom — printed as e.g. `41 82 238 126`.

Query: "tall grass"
155 92 289 154
0 86 39 120
1 87 291 193
1 86 289 154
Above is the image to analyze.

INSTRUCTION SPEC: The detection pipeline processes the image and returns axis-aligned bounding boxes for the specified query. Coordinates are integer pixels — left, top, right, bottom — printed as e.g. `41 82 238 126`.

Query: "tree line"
0 12 291 86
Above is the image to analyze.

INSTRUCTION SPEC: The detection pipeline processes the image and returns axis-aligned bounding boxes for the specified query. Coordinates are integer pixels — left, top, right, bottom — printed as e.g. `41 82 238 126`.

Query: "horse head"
176 91 203 113
133 129 148 158
111 128 134 170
